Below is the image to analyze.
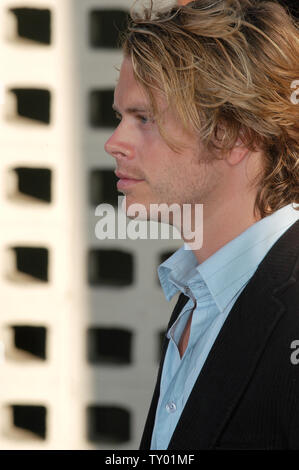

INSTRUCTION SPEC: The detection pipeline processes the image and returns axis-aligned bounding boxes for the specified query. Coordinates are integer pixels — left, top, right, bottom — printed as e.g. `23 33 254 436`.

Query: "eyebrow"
112 103 151 114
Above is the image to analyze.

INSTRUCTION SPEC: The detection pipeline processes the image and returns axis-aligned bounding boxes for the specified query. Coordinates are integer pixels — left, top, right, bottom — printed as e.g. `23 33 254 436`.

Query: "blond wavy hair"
120 0 299 218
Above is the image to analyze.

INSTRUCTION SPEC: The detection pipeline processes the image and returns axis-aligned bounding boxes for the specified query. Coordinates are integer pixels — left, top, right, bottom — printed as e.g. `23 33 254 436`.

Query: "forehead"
114 57 169 115
114 57 149 108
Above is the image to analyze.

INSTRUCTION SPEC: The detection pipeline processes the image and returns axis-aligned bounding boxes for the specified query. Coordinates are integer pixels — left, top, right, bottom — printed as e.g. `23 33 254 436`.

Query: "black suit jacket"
140 219 299 450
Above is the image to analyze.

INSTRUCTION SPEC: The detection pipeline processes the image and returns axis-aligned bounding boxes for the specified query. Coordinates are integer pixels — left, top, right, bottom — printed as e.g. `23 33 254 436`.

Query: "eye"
137 115 154 125
137 115 148 124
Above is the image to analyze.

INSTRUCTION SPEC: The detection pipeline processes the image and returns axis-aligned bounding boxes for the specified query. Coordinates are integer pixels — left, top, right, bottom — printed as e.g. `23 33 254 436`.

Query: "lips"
115 171 145 190
115 170 143 181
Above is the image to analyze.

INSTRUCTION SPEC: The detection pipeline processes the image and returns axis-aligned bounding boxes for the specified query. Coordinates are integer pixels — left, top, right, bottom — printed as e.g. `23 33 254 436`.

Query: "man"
104 0 299 449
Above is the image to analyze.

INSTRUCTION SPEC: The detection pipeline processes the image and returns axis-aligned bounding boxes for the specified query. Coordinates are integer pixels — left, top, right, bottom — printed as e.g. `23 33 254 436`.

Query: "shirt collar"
158 244 199 302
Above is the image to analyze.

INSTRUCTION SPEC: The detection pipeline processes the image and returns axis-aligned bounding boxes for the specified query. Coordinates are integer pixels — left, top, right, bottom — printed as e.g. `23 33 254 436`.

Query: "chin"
120 194 151 221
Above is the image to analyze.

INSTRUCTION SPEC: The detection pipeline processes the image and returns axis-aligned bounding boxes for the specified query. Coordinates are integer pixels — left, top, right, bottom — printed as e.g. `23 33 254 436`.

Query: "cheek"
139 137 169 172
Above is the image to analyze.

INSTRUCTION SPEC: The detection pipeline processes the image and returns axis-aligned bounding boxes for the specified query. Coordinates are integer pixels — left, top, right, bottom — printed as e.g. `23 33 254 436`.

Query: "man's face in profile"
104 57 227 221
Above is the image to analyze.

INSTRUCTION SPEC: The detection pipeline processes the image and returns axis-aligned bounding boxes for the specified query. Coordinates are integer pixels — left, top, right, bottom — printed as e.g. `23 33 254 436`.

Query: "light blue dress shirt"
150 203 299 450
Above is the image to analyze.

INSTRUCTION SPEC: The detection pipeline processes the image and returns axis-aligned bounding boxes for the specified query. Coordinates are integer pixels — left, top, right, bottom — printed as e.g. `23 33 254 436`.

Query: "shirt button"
165 401 177 413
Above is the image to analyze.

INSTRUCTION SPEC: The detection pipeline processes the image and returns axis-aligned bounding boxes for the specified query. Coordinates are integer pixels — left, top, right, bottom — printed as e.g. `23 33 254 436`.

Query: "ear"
226 137 250 166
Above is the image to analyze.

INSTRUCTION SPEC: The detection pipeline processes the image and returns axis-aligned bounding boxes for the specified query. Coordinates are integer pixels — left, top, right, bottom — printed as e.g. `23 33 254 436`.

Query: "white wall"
0 0 182 449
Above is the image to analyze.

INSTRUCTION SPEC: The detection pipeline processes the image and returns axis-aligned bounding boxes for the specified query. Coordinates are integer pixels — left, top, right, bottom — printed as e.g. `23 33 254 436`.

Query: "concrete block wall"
0 0 182 449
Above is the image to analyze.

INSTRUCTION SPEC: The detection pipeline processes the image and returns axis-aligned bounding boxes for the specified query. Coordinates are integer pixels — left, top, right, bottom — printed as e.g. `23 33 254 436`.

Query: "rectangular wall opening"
10 405 47 439
11 325 47 360
88 249 134 287
89 9 128 48
89 169 118 207
87 327 132 364
89 89 117 128
6 246 49 283
87 405 130 443
9 8 51 44
9 88 51 124
8 167 52 203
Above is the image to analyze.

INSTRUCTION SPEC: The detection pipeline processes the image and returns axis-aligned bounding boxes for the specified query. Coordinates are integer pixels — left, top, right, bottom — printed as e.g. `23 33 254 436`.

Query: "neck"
181 195 261 265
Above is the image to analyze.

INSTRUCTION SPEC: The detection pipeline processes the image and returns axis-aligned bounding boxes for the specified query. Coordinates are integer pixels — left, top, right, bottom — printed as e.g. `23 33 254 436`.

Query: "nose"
104 128 132 160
